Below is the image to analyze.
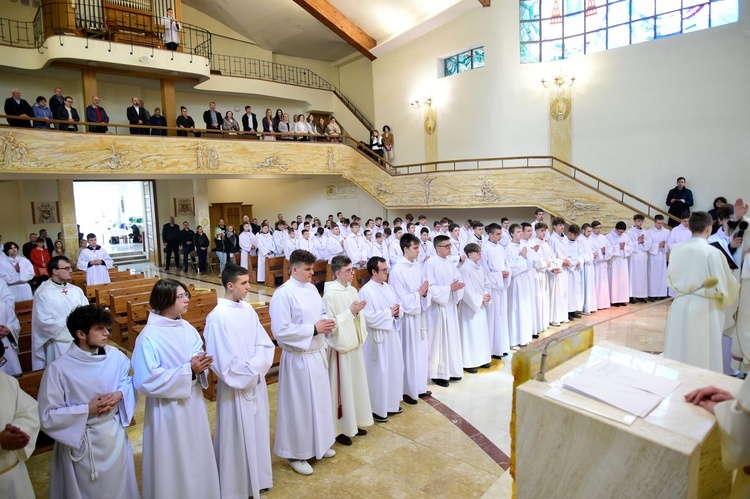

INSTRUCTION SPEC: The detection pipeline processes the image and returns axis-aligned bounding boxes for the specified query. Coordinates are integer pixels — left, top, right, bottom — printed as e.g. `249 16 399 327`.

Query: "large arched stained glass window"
520 0 739 63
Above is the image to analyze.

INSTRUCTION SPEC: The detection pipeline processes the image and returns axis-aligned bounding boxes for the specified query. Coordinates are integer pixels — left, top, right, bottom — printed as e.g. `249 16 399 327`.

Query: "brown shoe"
336 434 352 445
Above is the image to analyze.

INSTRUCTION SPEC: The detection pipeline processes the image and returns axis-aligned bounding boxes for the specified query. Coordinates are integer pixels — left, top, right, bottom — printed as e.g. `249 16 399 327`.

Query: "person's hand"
450 280 465 292
418 280 429 297
350 300 366 315
390 304 400 317
638 235 644 243
92 259 102 265
685 385 734 415
659 240 666 248
460 255 467 262
532 245 540 252
734 198 749 220
190 352 213 374
502 270 509 278
553 268 561 274
620 241 626 250
315 319 336 334
601 246 606 254
730 234 743 250
0 424 30 451
483 293 491 303
137 120 143 124
163 243 167 248
520 246 527 257
94 391 123 414
0 325 9 338
562 259 571 267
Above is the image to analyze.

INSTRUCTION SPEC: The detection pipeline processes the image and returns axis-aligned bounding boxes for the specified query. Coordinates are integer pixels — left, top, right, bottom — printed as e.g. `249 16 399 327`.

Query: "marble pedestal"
515 342 742 498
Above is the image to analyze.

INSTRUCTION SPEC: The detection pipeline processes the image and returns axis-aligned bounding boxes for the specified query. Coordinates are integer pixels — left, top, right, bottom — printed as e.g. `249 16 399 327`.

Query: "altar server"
579 224 597 315
529 223 553 332
627 214 652 303
31 256 88 369
132 279 220 499
37 305 138 499
359 256 404 413
0 369 39 498
591 221 612 309
326 225 345 262
270 250 337 476
458 243 492 372
606 222 633 307
389 234 430 401
0 242 34 301
238 223 256 270
256 224 275 283
344 222 367 267
506 224 533 347
646 214 669 300
483 224 510 357
77 234 113 285
664 212 739 373
0 298 21 375
204 264 275 499
548 218 569 326
424 235 465 387
323 255 374 437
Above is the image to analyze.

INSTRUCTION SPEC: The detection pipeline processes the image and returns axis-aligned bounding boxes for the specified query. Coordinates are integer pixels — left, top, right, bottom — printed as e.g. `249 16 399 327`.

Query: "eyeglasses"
437 244 451 248
56 266 72 271
338 268 355 274
176 292 191 301
377 268 389 273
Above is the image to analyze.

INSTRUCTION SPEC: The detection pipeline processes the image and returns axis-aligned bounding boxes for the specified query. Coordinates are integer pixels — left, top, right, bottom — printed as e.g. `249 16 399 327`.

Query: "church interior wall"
372 0 750 217
2 1 36 21
0 179 60 246
206 176 386 225
336 56 375 126
154 178 197 229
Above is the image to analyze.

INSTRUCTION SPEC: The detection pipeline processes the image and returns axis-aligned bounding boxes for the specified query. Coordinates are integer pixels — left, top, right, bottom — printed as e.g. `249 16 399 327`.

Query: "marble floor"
26 264 671 498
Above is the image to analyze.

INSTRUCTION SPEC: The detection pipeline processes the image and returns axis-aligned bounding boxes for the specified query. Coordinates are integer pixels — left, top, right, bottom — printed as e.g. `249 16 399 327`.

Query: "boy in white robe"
647 214 670 300
579 224 598 315
506 224 534 347
369 232 386 259
424 235 465 387
418 227 435 265
387 227 404 267
389 234 431 401
483 224 510 357
132 278 220 499
591 221 612 309
664 212 739 373
667 212 692 252
626 214 652 303
458 243 492 372
548 218 569 326
297 229 313 253
448 223 467 268
273 221 288 254
31 256 89 369
256 224 275 283
344 222 366 267
270 249 337 476
326 225 345 263
77 234 114 285
606 222 633 306
0 369 39 498
312 227 328 261
0 243 34 302
204 264 275 499
564 224 585 320
284 228 298 260
529 223 553 334
239 223 256 270
360 256 405 413
37 305 138 499
686 380 750 499
323 256 374 437
0 298 21 375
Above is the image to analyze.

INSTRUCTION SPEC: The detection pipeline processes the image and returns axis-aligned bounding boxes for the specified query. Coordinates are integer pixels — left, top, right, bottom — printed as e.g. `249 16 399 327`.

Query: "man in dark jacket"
85 96 110 133
241 106 258 134
126 96 149 135
161 216 180 270
53 96 80 131
178 221 195 272
666 177 694 228
4 88 34 127
202 102 223 133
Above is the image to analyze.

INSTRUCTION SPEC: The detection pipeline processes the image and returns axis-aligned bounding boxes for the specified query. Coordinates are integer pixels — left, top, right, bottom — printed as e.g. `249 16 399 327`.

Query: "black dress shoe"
568 313 576 320
480 363 491 369
356 428 367 436
572 312 582 318
464 367 478 374
502 352 509 357
449 376 462 381
372 413 388 423
388 407 403 415
403 394 418 405
432 378 449 387
419 391 432 398
491 355 503 359
532 334 539 339
336 434 353 445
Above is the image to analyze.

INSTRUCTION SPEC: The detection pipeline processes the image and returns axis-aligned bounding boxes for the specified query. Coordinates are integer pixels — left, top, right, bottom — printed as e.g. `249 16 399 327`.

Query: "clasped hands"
88 391 123 416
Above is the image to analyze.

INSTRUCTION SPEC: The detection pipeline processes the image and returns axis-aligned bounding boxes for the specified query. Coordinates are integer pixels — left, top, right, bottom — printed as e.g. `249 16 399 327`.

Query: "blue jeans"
218 251 227 271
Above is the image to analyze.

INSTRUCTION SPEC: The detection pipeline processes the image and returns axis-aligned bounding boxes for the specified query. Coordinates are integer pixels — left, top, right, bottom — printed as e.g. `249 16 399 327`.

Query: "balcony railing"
0 16 40 49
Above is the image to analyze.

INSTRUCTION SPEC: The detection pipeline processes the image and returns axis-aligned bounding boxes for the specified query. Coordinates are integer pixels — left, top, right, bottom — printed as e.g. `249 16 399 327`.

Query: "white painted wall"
372 0 750 213
0 179 61 247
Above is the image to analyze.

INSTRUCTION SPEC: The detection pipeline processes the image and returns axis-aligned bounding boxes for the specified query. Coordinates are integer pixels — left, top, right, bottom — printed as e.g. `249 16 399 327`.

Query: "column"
161 78 176 136
81 67 98 108
193 178 210 231
57 180 79 257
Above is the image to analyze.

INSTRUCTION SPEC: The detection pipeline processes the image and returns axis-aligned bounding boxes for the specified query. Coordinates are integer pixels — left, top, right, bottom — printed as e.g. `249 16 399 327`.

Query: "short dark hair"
432 235 449 248
180 106 187 111
48 255 70 274
500 217 508 223
400 233 420 252
471 221 484 229
393 226 403 235
591 221 602 228
551 217 565 226
716 205 733 221
677 176 686 182
535 222 548 231
615 221 627 231
67 305 113 345
383 228 392 236
290 249 316 267
420 227 430 235
245 105 251 110
633 214 645 221
448 223 459 232
520 222 532 229
221 263 248 288
535 208 544 215
36 96 45 103
689 211 712 234
3 242 18 254
653 215 664 222
464 243 481 255
509 223 521 234
331 255 351 273
580 223 591 231
86 233 96 239
149 278 189 313
568 224 580 235
367 256 386 277
485 223 501 235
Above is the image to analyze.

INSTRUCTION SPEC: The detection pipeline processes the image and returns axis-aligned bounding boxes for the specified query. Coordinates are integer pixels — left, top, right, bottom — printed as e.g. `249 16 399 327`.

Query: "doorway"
73 180 157 264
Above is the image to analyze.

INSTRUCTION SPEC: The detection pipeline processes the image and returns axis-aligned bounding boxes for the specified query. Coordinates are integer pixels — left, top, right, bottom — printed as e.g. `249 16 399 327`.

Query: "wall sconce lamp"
541 74 575 91
541 74 575 121
410 97 433 110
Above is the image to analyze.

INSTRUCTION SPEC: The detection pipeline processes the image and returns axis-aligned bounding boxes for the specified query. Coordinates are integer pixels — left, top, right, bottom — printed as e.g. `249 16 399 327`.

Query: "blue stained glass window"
520 0 738 63
472 47 486 68
458 51 473 72
445 56 457 76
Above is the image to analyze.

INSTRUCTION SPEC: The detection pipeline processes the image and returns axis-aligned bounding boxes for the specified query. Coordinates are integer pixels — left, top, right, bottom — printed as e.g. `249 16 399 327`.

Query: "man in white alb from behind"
270 250 337 476
204 264 275 498
0 368 39 498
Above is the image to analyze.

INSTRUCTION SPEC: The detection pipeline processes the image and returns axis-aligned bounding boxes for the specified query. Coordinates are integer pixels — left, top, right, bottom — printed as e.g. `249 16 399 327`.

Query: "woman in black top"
194 225 210 273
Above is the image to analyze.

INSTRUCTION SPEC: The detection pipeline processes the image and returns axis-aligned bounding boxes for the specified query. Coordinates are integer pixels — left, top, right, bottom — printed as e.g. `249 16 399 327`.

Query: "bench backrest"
83 274 154 300
264 256 286 288
98 281 157 307
14 299 33 372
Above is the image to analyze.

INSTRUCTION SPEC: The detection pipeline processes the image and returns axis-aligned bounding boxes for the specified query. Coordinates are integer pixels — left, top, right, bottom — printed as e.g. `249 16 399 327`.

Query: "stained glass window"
441 46 485 77
519 0 739 63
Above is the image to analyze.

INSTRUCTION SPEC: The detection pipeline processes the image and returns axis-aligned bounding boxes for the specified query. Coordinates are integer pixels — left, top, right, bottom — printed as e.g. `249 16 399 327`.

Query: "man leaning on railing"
4 88 33 128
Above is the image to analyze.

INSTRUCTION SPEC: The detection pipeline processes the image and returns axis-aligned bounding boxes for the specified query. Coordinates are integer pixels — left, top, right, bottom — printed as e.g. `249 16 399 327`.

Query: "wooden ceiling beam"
292 0 377 61
478 0 491 6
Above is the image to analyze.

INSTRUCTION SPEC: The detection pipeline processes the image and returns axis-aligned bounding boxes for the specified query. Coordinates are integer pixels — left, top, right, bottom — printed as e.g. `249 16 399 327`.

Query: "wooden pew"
311 261 329 287
352 267 370 290
125 301 151 350
263 256 286 288
108 290 151 347
248 255 258 284
97 280 158 308
82 274 151 301
14 299 33 372
16 369 56 454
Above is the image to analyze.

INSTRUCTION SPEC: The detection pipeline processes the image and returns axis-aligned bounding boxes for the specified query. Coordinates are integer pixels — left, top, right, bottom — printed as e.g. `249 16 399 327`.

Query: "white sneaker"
288 459 313 475
323 448 336 458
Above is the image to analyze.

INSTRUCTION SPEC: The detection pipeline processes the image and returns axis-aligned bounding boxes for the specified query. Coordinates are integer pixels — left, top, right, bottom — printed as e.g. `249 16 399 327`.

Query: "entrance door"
142 180 158 265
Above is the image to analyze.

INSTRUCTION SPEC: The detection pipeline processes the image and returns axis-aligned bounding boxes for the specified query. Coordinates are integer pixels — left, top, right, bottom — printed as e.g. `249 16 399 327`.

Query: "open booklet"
561 360 681 418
